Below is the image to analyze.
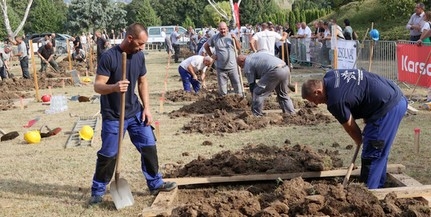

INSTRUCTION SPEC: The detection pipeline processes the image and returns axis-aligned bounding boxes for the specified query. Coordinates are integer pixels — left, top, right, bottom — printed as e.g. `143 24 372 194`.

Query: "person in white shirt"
178 55 213 93
249 22 288 55
0 45 12 79
294 22 312 62
406 3 425 41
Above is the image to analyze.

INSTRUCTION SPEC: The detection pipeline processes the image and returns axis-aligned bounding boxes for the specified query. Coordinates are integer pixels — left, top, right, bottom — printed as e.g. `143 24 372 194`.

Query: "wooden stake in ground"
368 23 375 72
66 39 72 71
29 40 40 102
352 28 370 69
89 42 94 74
332 25 338 69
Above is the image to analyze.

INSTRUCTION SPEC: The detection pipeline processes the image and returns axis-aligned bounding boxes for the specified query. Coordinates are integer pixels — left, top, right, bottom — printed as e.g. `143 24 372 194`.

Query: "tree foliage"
201 1 231 27
24 0 67 34
381 0 415 19
125 0 161 27
66 0 126 34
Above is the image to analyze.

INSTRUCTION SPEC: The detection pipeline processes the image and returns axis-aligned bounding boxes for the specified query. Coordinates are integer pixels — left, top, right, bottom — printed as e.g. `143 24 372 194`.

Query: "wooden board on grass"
141 188 178 217
164 164 405 186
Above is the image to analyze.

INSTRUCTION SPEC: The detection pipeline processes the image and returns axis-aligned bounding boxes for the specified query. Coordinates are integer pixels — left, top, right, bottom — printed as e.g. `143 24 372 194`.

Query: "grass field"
0 50 430 217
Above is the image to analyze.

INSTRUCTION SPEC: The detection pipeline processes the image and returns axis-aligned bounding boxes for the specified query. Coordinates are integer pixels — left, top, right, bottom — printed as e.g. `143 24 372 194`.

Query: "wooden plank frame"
141 164 409 216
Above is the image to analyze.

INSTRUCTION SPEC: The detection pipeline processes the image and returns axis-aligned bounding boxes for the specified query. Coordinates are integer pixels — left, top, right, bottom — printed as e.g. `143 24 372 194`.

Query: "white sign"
336 40 357 69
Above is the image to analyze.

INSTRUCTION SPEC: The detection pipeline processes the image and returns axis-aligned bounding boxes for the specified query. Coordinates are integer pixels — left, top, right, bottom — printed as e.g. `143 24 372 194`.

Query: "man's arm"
406 15 414 30
341 115 363 146
94 74 129 95
249 36 257 52
137 75 152 125
187 64 198 80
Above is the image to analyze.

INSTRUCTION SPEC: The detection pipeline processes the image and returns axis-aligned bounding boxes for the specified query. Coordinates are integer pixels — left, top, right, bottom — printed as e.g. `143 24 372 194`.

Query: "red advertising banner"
397 43 431 87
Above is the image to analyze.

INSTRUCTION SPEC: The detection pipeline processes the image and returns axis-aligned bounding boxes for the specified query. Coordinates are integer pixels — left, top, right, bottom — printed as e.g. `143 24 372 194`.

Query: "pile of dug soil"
172 178 429 216
164 143 343 177
0 58 92 110
163 143 429 217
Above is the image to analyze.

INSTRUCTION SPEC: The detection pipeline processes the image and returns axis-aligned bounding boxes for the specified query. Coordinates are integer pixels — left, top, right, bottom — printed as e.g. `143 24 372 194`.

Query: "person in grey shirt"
0 45 12 79
170 26 181 63
406 3 425 41
10 35 30 79
204 22 243 95
237 52 295 116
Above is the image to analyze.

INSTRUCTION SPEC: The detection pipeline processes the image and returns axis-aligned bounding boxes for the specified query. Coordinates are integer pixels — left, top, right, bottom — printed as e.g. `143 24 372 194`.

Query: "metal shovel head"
110 177 134 210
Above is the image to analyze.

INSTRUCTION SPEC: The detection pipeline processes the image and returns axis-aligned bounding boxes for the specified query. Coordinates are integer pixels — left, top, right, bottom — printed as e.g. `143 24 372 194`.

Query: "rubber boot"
140 146 159 176
91 154 117 196
360 158 372 184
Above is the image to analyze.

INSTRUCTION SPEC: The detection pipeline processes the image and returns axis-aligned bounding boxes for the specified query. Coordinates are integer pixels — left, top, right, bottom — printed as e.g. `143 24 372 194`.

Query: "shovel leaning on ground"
343 143 362 188
110 52 134 210
0 129 19 142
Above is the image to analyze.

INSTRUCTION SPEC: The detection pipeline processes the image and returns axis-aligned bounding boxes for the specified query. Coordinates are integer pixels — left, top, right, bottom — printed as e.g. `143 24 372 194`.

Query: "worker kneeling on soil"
236 52 296 116
37 41 60 73
301 69 407 189
178 55 213 93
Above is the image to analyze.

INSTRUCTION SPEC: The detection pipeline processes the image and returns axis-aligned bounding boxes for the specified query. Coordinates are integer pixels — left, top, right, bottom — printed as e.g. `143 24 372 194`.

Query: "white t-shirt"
421 21 430 33
252 30 282 55
180 55 207 73
161 31 166 39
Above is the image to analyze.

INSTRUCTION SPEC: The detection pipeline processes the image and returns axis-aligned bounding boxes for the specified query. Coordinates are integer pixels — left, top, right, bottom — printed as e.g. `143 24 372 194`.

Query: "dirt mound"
0 58 93 110
172 178 429 216
180 108 333 135
164 143 343 178
164 144 429 217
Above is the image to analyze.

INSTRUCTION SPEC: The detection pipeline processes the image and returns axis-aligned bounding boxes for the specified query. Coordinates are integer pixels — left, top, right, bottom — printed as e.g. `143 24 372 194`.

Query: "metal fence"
287 38 399 81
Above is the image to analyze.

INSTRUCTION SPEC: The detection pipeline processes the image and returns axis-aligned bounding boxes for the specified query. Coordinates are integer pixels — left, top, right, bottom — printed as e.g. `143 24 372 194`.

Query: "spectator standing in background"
406 3 425 41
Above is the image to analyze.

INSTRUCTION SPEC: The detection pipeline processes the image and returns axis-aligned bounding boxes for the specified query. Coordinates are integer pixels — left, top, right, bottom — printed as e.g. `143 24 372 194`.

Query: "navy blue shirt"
97 46 146 120
324 69 403 124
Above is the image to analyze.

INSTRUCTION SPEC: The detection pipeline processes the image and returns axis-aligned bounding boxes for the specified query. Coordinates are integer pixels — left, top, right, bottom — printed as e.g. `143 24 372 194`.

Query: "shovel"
110 52 134 210
0 129 19 142
343 143 361 188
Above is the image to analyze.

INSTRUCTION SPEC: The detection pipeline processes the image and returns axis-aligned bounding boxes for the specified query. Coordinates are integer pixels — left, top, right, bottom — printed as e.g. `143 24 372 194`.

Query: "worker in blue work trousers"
301 69 407 189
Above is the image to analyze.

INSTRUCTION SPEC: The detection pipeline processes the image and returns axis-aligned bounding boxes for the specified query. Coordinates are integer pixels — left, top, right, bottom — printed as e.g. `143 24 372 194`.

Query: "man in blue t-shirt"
301 69 407 189
89 23 176 206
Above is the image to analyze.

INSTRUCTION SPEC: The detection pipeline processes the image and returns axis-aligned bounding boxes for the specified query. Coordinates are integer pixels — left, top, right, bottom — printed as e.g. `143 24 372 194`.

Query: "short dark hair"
126 23 147 38
417 3 425 10
344 19 350 26
301 79 321 99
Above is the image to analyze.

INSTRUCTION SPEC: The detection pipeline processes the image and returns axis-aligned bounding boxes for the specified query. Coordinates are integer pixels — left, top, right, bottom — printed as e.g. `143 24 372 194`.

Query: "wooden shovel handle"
115 52 127 181
343 143 361 187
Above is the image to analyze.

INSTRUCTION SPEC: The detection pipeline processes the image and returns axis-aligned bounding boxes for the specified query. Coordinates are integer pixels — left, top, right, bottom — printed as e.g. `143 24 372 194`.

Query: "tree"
0 0 33 37
201 1 231 27
24 0 67 34
67 0 126 34
125 0 161 26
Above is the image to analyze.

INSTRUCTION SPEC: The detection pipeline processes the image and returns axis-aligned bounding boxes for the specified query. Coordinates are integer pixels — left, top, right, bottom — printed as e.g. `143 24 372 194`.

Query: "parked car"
29 33 73 55
147 26 189 45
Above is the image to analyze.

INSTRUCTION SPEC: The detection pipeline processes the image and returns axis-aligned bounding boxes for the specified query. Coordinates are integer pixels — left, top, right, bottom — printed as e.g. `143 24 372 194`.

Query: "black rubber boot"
360 158 372 184
140 146 159 176
94 153 117 183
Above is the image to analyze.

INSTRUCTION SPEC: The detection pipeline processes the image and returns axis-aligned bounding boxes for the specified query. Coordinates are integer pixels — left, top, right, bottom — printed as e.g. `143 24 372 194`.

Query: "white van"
147 26 189 45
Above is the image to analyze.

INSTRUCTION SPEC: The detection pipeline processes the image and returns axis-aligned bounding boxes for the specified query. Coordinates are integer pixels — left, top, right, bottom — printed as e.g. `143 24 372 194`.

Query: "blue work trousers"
91 111 163 196
361 97 407 189
179 66 200 93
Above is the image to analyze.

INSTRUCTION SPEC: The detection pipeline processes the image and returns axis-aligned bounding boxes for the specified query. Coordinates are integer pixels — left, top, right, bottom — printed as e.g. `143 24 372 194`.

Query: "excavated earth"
0 58 91 110
160 143 430 217
167 92 334 135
